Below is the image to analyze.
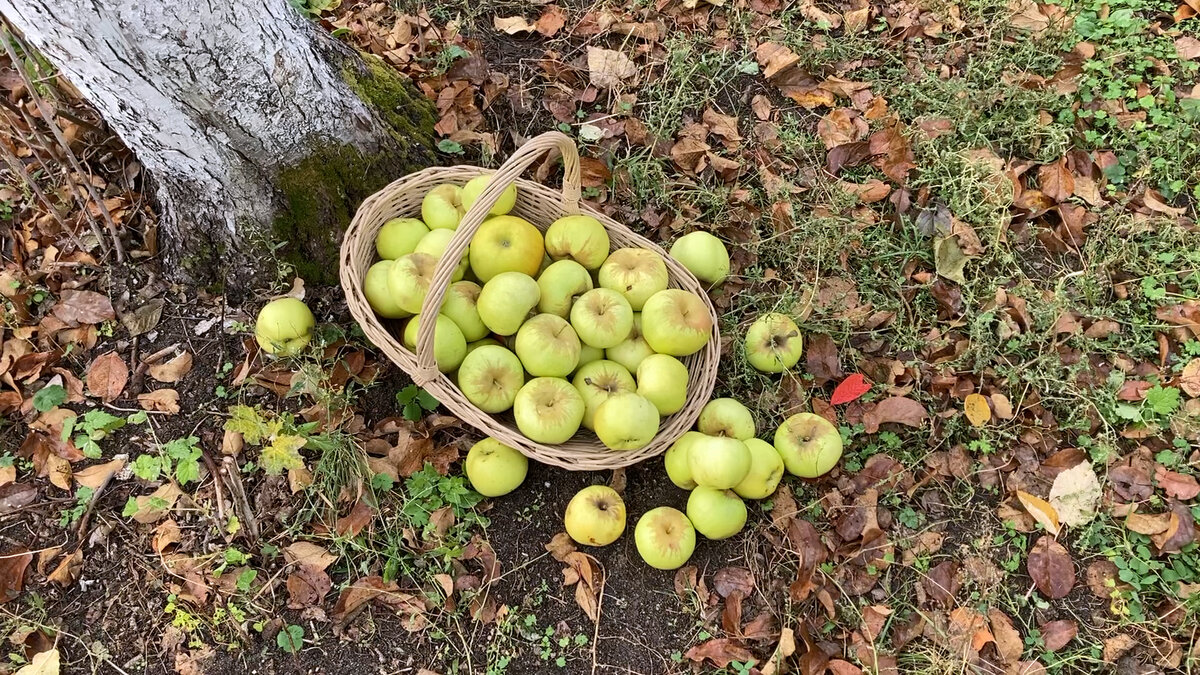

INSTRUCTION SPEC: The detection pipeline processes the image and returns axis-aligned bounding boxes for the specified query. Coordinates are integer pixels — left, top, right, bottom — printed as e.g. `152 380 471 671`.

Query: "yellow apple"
698 398 756 439
254 298 315 356
514 314 581 377
636 354 689 416
457 345 524 413
572 360 636 430
465 438 528 497
544 214 611 270
414 228 469 282
376 217 429 259
564 485 626 546
441 281 489 342
570 288 634 349
664 431 703 489
744 313 803 373
669 231 730 285
634 507 696 570
687 435 751 489
732 438 785 499
388 252 438 314
477 272 540 336
775 413 843 478
593 393 660 451
461 175 517 216
421 184 465 230
537 259 593 318
606 314 655 373
363 260 409 319
598 248 669 310
513 377 585 444
686 486 746 540
640 289 713 357
468 215 545 282
402 314 467 372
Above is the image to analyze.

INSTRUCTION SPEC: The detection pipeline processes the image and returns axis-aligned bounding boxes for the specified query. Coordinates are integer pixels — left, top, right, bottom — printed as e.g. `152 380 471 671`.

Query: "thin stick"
222 456 259 543
200 449 227 530
0 133 87 253
75 456 122 538
0 29 125 262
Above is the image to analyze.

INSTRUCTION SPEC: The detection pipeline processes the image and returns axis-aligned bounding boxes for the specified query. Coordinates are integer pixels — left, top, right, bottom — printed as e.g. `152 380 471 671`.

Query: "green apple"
774 413 843 478
363 260 409 319
254 298 315 356
465 438 528 497
669 231 730 285
687 435 751 489
544 214 611 270
570 288 634 349
414 228 469 282
457 345 524 413
636 354 689 416
598 248 669 310
733 438 785 500
686 486 746 539
514 314 581 377
698 398 756 439
593 393 660 451
664 431 703 489
461 175 517 216
388 252 438 314
440 281 489 342
468 215 545 282
640 290 713 356
376 217 429 259
402 314 467 372
537 260 593 318
513 377 585 444
576 344 604 371
421 184 465 230
634 507 696 570
744 313 803 373
606 314 655 373
572 360 636 430
465 337 504 356
477 272 540 336
564 485 626 546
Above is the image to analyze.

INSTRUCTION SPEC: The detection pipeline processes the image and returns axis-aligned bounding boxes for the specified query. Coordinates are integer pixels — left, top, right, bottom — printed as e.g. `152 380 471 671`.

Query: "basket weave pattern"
340 132 720 470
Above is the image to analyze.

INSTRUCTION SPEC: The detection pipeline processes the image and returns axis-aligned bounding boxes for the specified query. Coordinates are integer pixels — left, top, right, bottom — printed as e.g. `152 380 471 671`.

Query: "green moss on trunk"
271 53 434 285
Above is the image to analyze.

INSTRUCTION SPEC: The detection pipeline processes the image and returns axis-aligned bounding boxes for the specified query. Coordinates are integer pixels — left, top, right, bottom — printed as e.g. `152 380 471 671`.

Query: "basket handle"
413 131 582 383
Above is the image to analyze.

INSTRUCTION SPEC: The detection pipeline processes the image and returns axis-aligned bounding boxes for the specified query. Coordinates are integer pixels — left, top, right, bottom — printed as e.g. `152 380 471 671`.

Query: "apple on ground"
477 272 540 336
571 288 634 349
388 252 438 315
403 314 467 372
514 314 581 378
575 344 604 371
775 412 843 478
598 248 669 310
457 345 524 413
375 217 429 260
255 298 315 356
686 486 746 539
461 175 517 216
698 398 756 439
572 360 635 430
537 259 593 318
744 313 803 373
564 485 626 546
687 435 751 489
421 184 465 230
664 431 703 490
465 438 528 497
544 214 611 270
640 289 713 356
634 507 696 570
733 438 785 500
363 260 409 319
593 393 660 451
669 231 730 285
414 228 469 282
440 281 489 342
468 215 545 282
606 314 655 373
636 354 689 416
513 377 585 444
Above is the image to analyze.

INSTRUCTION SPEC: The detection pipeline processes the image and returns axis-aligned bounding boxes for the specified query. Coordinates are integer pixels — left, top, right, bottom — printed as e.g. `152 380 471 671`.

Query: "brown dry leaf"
1039 619 1077 651
335 501 374 538
1038 160 1074 202
1145 190 1187 216
964 393 991 426
1151 502 1195 553
1126 511 1171 535
1010 0 1050 32
73 457 126 490
1177 36 1200 60
47 549 82 586
755 42 801 79
1156 466 1200 499
1027 536 1074 599
132 483 182 524
86 352 127 402
284 542 337 571
287 564 332 609
1016 491 1061 536
685 638 754 668
759 627 796 675
148 352 193 383
713 567 755 597
587 47 638 88
535 5 567 36
544 532 576 562
923 560 960 608
45 454 72 491
493 15 536 33
991 393 1014 419
52 290 115 325
137 389 180 413
1180 359 1200 397
152 520 181 553
1103 634 1137 661
867 126 916 183
288 465 312 493
862 396 928 433
988 608 1022 665
0 548 31 603
0 466 14 487
1086 560 1120 598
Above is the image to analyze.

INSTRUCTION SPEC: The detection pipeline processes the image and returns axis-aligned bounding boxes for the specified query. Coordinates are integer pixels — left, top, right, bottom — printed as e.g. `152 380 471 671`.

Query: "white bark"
0 0 418 284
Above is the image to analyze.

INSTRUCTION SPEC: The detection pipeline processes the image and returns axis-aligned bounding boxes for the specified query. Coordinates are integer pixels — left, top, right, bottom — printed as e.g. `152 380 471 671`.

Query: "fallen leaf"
0 548 32 603
831 373 871 405
685 638 754 668
862 396 927 433
1039 619 1077 651
1103 634 1137 661
1027 536 1074 599
1048 461 1101 527
1151 502 1195 553
760 627 796 675
991 393 1014 419
45 454 71 491
867 125 915 183
713 567 755 597
534 5 567 36
1038 160 1074 202
988 608 1022 665
137 389 180 413
493 15 536 33
52 290 115 325
14 648 58 675
587 47 638 88
923 560 959 608
284 542 337 572
152 520 181 553
1125 511 1171 535
1016 491 1061 536
47 550 82 586
934 234 971 284
86 352 127 402
805 334 843 385
1086 560 1120 598
73 457 126 490
1180 359 1200 397
287 565 331 609
963 393 991 426
121 298 164 337
148 352 193 383
335 501 374 538
1176 36 1200 60
132 483 182 524
1155 466 1200 500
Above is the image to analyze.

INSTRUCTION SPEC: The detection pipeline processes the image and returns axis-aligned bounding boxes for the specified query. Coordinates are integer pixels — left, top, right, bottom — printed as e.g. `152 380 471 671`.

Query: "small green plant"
287 0 339 18
224 405 314 474
32 385 66 412
59 486 93 527
63 409 145 459
276 624 305 653
397 385 439 421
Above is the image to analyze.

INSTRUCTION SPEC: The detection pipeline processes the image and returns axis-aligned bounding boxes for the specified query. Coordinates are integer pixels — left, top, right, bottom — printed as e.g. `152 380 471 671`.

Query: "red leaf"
831 373 871 405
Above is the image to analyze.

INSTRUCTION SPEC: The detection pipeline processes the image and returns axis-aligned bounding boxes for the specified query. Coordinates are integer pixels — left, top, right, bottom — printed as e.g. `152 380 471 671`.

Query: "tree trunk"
0 0 434 290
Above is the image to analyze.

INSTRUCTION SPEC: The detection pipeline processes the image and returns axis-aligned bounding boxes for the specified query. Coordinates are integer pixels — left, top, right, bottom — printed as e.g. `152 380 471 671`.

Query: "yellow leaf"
964 393 992 427
1017 491 1061 536
15 648 59 675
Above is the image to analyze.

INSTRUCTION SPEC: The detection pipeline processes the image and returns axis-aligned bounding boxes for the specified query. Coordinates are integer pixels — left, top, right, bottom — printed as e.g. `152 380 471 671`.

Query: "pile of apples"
362 176 731 450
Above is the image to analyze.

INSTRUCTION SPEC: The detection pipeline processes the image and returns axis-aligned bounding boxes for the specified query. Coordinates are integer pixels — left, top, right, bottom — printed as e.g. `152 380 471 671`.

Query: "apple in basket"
469 215 544 282
457 345 524 413
537 259 593 318
477 271 540 336
422 184 465 230
640 289 712 357
570 288 634 349
375 217 428 260
544 214 611 270
598 248 668 310
461 175 517 216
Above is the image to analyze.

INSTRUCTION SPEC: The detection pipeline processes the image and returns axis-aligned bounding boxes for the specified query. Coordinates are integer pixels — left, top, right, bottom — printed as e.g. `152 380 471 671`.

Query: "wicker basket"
340 132 720 470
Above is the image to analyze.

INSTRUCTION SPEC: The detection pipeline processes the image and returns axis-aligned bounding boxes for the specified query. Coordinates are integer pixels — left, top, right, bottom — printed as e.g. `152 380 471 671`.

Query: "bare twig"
221 456 259 543
199 449 227 530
